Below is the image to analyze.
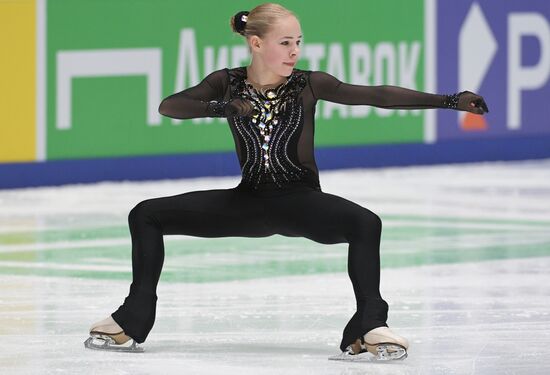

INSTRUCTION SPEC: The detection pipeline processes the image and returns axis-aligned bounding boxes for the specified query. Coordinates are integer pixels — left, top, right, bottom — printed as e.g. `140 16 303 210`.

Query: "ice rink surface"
1 159 550 374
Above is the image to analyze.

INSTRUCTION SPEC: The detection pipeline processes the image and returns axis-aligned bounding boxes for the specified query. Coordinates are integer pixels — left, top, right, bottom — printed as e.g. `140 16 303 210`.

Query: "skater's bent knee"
367 212 382 231
357 210 381 228
349 211 382 239
128 200 159 227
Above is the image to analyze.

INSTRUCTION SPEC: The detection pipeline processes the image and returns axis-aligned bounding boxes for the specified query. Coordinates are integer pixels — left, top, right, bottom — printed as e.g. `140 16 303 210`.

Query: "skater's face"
250 15 302 77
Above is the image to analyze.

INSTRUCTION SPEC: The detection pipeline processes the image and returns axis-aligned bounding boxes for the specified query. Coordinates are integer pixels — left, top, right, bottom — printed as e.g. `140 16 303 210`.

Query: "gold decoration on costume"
244 77 292 171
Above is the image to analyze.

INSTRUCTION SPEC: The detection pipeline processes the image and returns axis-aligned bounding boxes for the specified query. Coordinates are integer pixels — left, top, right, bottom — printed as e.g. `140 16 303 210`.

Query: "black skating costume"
112 67 451 351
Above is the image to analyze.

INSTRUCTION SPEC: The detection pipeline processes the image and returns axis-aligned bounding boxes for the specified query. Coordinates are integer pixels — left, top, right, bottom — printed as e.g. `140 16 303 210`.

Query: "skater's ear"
248 35 263 53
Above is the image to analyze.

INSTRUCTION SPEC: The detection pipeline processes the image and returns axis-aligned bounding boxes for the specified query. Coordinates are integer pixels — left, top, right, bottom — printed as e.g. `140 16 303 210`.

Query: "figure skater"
84 2 489 361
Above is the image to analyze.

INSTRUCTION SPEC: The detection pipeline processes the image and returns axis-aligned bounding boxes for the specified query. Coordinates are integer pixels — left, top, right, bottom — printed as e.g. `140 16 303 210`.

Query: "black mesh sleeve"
158 69 227 119
309 71 446 109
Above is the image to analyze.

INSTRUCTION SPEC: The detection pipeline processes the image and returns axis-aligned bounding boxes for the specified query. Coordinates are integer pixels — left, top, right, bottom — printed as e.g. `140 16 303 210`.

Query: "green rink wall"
46 0 425 160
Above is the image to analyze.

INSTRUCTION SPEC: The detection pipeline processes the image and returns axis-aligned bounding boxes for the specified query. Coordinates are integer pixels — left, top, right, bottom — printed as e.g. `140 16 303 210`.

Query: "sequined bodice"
227 67 319 191
161 66 449 192
243 79 288 171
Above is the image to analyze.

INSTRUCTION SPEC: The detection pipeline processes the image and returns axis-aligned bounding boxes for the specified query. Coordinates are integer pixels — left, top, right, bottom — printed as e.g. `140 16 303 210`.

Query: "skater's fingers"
471 98 489 114
479 98 489 113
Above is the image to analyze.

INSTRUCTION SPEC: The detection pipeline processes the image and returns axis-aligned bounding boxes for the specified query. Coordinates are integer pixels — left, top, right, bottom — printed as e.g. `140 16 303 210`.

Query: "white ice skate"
84 316 144 353
329 327 408 362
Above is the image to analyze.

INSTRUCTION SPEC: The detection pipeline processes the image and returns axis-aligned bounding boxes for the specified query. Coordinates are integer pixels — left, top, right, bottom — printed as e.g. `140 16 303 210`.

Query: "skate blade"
328 351 376 362
84 335 144 353
367 343 408 361
329 344 407 362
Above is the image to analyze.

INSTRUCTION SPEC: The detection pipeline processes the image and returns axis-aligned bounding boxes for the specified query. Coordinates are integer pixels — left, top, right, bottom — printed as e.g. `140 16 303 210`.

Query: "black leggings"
111 184 388 351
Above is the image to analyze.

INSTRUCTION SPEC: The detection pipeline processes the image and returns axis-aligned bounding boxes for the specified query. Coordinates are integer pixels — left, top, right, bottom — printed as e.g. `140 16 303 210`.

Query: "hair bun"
234 11 249 35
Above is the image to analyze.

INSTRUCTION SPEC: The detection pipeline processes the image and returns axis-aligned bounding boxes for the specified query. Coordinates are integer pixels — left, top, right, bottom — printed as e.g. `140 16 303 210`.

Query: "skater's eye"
281 40 301 46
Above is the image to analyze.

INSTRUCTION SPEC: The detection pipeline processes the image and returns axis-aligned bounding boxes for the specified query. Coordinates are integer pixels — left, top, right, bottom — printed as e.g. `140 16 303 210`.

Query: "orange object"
461 112 488 131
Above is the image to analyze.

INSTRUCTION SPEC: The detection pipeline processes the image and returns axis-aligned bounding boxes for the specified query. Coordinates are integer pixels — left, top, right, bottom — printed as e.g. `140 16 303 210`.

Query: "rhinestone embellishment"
244 82 289 171
228 68 311 189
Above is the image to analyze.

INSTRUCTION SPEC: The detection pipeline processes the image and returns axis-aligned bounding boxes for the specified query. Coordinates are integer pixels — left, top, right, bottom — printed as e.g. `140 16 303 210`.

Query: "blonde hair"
230 3 297 39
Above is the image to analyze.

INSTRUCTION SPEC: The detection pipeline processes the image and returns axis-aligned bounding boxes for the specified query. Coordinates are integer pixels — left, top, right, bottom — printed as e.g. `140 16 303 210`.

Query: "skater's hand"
224 98 259 117
457 91 489 115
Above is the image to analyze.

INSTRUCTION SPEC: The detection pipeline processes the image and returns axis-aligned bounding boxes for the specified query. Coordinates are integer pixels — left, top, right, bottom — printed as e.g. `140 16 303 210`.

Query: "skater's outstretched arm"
158 69 255 119
309 71 489 114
